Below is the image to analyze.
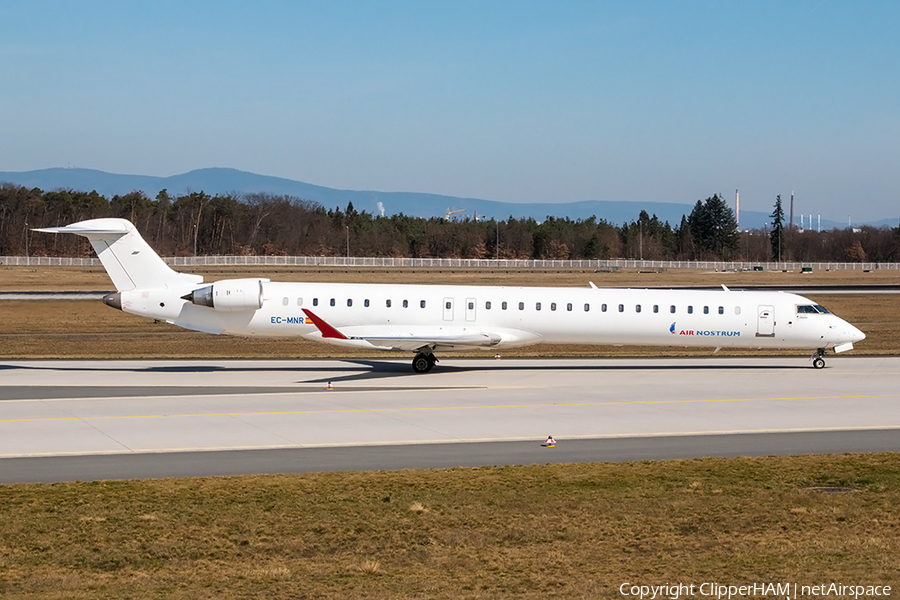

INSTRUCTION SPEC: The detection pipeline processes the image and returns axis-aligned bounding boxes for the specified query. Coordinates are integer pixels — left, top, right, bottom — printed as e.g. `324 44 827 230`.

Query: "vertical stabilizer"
35 218 203 291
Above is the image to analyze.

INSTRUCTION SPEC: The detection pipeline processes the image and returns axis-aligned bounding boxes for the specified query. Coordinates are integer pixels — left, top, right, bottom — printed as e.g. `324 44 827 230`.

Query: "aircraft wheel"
412 353 433 373
813 357 825 369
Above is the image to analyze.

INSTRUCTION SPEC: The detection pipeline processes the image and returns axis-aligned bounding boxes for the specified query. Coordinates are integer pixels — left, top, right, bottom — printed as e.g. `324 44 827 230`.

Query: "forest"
1 183 898 262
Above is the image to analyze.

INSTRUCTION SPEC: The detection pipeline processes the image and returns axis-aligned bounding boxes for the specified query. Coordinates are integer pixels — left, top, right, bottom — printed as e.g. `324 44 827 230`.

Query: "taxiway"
1 357 898 483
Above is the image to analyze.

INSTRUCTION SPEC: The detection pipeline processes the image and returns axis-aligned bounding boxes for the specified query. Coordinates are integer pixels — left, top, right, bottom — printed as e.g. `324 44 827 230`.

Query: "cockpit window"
798 305 831 315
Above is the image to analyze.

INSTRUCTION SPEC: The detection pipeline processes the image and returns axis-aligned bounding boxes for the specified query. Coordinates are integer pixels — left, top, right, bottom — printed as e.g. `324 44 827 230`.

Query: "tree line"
1 183 898 262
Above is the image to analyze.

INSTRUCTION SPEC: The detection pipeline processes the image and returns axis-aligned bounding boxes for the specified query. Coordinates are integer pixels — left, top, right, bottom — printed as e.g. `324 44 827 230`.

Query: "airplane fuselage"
37 218 865 372
116 280 860 352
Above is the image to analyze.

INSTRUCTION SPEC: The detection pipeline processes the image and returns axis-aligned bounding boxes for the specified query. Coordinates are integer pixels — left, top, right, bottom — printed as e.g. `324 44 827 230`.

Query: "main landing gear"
412 352 438 373
811 348 826 369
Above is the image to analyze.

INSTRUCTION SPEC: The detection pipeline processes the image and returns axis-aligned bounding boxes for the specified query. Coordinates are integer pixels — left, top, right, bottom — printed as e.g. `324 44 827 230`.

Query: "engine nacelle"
182 278 269 312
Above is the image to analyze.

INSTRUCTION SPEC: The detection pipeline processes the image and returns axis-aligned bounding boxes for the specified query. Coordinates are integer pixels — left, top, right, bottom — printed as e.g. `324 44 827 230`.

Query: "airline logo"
670 322 740 337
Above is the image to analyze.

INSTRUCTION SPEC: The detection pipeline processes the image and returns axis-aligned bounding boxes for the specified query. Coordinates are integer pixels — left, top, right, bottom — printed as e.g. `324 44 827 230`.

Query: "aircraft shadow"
0 358 813 385
302 359 811 383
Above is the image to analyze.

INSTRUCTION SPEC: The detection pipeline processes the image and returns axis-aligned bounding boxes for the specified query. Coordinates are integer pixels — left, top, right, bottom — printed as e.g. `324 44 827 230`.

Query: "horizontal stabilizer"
35 222 131 235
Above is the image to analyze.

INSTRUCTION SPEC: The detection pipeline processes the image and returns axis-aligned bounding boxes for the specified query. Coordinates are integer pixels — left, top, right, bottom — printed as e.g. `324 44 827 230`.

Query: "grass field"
1 455 898 599
3 263 900 290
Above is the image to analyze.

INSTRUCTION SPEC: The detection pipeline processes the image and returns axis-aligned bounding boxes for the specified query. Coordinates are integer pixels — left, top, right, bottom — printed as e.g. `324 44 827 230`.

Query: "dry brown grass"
358 559 382 575
0 266 897 358
1 454 898 599
2 264 900 290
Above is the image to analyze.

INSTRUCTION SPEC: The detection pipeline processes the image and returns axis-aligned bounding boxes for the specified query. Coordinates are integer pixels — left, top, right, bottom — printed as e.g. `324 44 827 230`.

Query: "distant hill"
1 167 889 229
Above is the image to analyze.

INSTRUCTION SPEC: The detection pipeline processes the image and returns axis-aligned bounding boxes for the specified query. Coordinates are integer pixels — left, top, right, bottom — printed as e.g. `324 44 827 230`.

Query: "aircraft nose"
835 320 866 344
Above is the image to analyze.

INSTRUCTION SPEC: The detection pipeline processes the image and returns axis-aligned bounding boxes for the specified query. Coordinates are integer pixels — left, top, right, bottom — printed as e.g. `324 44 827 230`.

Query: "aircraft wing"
360 332 502 352
302 308 501 352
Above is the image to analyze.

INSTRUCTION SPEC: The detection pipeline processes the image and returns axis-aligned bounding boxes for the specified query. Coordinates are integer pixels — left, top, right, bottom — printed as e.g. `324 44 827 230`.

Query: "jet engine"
181 278 269 312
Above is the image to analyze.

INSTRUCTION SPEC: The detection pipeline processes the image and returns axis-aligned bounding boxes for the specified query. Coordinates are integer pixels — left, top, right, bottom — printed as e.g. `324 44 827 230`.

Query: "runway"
1 356 899 483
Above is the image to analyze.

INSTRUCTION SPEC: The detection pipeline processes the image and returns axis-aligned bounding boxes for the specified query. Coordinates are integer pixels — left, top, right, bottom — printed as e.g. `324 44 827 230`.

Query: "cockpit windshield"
797 304 831 315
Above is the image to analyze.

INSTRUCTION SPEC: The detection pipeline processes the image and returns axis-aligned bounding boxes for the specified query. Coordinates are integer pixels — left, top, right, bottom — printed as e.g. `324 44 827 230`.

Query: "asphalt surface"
1 357 898 483
2 430 898 484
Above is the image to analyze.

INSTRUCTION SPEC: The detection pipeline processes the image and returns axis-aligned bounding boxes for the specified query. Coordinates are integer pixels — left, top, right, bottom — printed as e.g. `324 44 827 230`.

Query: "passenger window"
330 298 335 307
502 301 508 310
735 306 741 315
486 301 492 310
584 303 590 312
653 305 659 313
403 300 408 308
536 302 541 311
347 299 353 307
282 297 289 306
386 299 392 308
718 306 724 314
703 306 709 314
550 302 556 311
364 299 370 307
601 303 607 312
618 304 624 312
468 301 474 310
636 305 641 313
420 300 426 308
313 298 318 307
297 298 303 306
670 305 675 313
518 302 524 311
567 303 573 311
446 301 452 310
687 306 693 314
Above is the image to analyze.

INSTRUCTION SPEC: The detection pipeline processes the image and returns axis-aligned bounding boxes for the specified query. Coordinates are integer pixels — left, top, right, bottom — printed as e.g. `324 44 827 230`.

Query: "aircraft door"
443 297 454 321
756 305 775 337
465 297 476 322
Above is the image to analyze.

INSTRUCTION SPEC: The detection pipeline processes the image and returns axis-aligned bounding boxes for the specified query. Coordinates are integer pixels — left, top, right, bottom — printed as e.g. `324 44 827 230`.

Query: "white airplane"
38 218 865 372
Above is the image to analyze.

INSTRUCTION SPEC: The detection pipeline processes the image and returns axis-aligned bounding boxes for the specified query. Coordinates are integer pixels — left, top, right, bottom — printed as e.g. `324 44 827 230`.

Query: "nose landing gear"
412 352 438 373
811 348 826 369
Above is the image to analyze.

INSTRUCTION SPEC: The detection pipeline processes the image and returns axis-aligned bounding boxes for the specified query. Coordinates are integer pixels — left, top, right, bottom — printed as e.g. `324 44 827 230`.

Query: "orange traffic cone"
326 381 333 391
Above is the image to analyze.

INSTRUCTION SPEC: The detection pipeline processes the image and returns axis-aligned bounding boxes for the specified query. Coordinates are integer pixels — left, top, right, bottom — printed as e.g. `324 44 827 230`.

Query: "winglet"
301 309 348 340
589 281 597 289
721 284 730 292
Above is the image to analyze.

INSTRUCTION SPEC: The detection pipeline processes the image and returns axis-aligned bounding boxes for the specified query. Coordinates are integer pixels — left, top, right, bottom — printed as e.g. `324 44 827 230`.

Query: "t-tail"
35 218 203 296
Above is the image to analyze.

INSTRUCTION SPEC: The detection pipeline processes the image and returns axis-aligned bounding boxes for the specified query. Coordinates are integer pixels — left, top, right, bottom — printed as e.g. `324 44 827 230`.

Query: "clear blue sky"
1 1 897 221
